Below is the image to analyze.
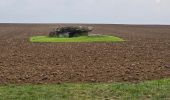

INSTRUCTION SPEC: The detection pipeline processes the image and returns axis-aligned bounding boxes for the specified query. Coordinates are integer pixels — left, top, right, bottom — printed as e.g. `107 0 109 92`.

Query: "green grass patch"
0 79 170 100
30 35 124 43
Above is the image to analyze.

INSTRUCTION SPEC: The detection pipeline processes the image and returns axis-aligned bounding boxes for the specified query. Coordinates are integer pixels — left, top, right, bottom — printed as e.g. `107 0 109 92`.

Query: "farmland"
0 24 170 99
0 24 169 84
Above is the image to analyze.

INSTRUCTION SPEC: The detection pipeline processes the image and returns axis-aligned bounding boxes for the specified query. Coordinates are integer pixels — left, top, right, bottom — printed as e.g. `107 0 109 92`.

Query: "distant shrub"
49 26 93 38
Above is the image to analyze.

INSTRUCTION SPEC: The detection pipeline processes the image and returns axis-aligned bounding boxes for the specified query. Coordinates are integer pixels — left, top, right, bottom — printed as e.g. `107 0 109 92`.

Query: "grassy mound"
30 35 124 43
0 79 169 100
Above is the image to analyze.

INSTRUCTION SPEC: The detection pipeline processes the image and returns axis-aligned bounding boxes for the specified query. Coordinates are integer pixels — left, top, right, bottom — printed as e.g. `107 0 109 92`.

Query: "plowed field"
0 24 169 84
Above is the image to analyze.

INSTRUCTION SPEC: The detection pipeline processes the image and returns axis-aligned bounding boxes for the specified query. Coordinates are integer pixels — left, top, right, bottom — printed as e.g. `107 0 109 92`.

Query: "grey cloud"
0 0 170 24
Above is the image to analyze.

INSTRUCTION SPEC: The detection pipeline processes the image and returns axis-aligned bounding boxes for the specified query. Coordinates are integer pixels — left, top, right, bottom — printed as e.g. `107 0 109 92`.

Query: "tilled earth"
0 24 170 84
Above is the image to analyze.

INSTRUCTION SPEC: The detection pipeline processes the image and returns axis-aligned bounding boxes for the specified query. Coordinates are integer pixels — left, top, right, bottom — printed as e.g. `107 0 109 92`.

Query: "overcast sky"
0 0 170 24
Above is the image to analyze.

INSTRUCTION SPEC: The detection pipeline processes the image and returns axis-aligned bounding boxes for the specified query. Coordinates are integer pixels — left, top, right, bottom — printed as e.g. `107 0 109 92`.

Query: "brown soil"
0 24 170 84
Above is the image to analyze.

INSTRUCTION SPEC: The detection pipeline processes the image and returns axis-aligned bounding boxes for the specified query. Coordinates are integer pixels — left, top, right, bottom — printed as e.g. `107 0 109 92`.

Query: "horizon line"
0 22 170 26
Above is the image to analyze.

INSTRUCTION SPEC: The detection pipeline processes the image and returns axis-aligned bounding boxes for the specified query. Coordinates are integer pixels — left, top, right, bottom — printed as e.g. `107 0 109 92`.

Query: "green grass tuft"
30 35 124 43
0 79 170 100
